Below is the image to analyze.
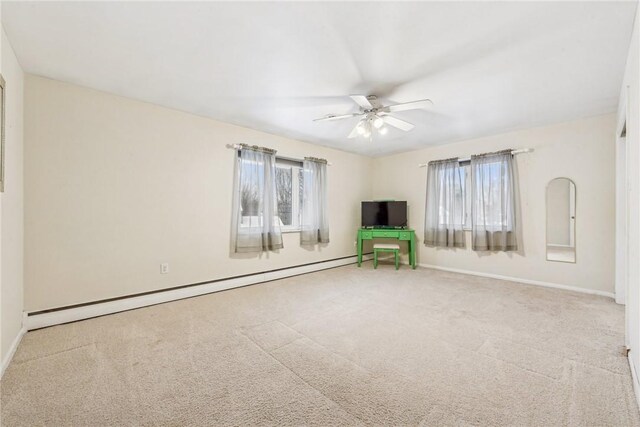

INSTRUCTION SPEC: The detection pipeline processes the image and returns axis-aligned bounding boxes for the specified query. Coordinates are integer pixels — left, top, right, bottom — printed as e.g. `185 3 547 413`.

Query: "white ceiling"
2 1 637 156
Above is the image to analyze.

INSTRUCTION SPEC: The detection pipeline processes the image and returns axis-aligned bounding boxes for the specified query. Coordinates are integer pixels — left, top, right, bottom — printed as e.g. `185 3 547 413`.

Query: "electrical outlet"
160 263 169 274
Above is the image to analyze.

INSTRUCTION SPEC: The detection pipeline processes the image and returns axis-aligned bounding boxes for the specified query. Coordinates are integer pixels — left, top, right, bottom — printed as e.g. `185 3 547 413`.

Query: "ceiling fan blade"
383 115 415 131
384 99 433 113
347 122 361 139
313 113 361 122
350 95 373 109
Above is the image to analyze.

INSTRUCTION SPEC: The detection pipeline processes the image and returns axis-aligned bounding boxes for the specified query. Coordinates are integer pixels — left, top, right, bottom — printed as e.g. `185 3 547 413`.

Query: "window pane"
472 160 511 230
436 166 465 226
240 161 261 226
276 166 293 226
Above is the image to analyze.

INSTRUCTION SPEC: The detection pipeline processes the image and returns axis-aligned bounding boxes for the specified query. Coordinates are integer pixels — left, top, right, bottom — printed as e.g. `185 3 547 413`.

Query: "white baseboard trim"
419 263 615 299
1 324 26 378
25 254 373 331
629 355 640 410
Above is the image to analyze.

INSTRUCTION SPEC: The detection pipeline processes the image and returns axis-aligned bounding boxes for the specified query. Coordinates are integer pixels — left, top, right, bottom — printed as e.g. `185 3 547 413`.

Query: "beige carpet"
2 264 638 426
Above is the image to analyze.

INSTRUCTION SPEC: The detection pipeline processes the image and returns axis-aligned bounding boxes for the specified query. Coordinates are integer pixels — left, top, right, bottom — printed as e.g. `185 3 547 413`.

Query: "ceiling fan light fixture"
316 94 425 139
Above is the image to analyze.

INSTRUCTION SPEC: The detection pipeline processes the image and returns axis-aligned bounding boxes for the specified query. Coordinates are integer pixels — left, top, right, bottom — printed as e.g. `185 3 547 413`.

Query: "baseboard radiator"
25 254 373 331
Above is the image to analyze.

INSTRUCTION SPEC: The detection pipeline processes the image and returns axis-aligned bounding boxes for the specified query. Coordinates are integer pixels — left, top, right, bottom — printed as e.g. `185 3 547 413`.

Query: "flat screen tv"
361 201 407 228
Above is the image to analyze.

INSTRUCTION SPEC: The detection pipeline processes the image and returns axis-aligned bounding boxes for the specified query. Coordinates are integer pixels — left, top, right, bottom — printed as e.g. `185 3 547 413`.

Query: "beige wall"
24 75 372 312
372 114 616 294
1 28 25 363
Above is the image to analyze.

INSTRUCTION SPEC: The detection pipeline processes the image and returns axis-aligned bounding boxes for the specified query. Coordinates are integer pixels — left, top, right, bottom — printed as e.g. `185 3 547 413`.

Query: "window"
429 162 472 230
238 157 266 228
433 165 463 226
433 161 509 231
425 150 518 251
424 159 466 248
275 158 303 232
232 147 284 253
470 159 514 231
468 151 518 251
438 161 471 230
236 155 302 231
238 153 276 228
461 163 472 230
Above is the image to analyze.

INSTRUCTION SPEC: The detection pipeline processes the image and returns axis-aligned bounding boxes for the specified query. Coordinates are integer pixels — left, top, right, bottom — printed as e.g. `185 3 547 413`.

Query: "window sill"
282 228 301 234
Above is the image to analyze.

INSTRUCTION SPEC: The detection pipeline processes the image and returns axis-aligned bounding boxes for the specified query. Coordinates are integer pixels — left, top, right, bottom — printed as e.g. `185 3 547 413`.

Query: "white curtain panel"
231 146 283 253
300 158 329 245
470 150 518 251
424 158 466 248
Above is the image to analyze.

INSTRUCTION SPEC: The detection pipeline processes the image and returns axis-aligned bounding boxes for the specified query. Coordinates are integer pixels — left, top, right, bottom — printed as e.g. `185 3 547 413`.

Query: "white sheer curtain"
424 158 466 248
231 145 283 253
300 157 329 245
470 150 518 251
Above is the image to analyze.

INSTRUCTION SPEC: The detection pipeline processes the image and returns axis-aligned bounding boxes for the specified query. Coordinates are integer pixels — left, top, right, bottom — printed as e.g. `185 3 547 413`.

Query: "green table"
357 228 416 269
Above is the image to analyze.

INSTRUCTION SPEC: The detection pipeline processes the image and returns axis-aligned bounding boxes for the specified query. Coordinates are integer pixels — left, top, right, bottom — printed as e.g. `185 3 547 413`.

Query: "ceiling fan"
313 95 433 138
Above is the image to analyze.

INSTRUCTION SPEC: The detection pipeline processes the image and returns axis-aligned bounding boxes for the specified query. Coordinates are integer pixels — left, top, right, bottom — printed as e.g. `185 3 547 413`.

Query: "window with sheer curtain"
425 150 519 252
231 146 283 253
424 158 466 248
470 150 518 251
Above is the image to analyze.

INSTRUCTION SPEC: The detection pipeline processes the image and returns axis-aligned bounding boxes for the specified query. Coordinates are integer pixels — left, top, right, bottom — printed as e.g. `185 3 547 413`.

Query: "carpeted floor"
1 264 638 426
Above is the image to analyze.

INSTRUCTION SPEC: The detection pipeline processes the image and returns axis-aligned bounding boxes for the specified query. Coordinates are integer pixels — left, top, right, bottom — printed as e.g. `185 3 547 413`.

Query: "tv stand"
357 228 416 269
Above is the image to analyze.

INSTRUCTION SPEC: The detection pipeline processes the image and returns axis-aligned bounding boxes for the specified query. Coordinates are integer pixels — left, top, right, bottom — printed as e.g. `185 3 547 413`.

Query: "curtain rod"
418 148 533 168
226 144 332 165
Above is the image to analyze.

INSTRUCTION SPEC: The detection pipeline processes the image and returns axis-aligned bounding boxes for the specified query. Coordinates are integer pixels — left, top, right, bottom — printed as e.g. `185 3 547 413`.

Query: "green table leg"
410 233 416 269
357 232 363 267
